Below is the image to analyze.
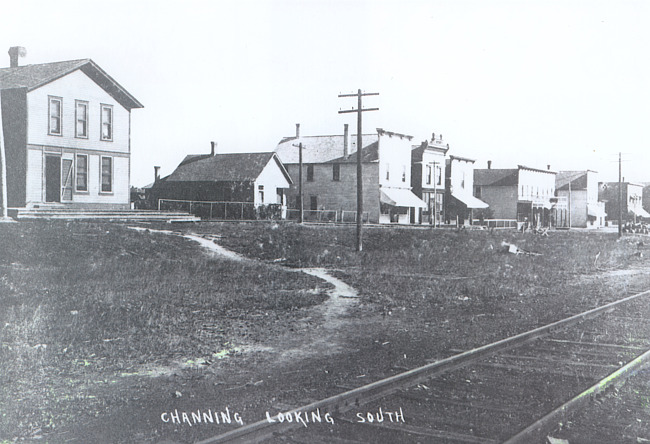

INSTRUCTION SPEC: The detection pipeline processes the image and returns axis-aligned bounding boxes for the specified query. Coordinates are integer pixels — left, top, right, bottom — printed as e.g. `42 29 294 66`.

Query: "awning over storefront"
380 188 427 208
631 207 650 218
587 204 607 218
451 192 489 209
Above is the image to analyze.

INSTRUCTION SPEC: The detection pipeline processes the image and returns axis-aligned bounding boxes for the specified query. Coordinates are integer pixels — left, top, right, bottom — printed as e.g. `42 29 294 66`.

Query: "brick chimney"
343 124 349 157
8 46 26 68
487 160 492 169
154 166 160 183
295 123 300 138
211 141 217 156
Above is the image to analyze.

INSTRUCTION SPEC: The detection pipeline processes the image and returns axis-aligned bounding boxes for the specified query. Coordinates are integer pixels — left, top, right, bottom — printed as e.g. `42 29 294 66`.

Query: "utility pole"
338 89 379 252
292 142 304 223
618 151 622 238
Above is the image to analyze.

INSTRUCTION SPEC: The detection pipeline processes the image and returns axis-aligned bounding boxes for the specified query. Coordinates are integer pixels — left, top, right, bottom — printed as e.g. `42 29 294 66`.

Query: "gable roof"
327 141 379 163
474 169 519 187
275 133 379 164
0 59 143 110
166 152 292 184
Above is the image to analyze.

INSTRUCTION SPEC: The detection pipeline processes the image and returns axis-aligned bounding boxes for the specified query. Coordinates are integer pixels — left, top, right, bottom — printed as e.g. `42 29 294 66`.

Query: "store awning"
380 188 427 208
587 204 607 218
632 207 650 218
451 192 489 209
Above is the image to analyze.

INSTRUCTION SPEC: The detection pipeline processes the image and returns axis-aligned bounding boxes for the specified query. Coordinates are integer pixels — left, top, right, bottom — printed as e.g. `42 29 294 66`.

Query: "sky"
1 0 649 186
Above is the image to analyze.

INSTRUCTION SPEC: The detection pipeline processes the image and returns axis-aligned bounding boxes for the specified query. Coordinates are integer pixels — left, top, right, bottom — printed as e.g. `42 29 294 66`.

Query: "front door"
45 155 61 203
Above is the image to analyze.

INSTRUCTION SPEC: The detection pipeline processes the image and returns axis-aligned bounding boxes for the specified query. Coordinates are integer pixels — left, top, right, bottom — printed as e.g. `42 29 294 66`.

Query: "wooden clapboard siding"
26 70 130 154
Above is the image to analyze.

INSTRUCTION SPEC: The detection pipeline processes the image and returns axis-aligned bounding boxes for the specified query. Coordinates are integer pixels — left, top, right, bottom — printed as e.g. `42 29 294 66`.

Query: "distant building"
275 124 426 224
599 181 649 223
474 163 556 227
0 49 143 210
411 133 448 225
149 143 292 219
445 155 488 225
555 170 606 228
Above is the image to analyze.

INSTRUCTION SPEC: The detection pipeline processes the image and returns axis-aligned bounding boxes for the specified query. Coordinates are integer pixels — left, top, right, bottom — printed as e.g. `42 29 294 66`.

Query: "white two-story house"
0 53 143 210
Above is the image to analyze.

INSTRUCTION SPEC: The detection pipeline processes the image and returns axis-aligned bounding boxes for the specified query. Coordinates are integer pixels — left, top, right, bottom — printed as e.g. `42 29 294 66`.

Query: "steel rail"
196 289 650 444
504 348 650 443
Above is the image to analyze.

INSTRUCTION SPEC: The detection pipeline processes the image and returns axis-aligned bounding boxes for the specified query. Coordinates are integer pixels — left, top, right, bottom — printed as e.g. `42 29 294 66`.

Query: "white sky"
1 0 649 186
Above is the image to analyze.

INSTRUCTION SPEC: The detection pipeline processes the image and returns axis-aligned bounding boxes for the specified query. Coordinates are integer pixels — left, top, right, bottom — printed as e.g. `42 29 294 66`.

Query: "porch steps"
16 208 200 223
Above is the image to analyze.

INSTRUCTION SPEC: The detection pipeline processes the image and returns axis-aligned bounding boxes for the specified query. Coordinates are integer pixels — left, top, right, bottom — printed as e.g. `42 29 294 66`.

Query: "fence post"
189 201 192 215
224 203 227 219
158 199 161 211
241 203 244 220
210 203 213 220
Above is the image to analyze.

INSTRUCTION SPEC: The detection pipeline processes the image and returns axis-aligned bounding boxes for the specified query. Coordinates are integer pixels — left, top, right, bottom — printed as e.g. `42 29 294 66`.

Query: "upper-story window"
306 165 314 182
100 104 113 141
386 163 390 180
436 165 442 186
425 165 432 185
402 165 406 182
48 96 62 136
75 100 89 138
332 164 340 181
461 171 466 189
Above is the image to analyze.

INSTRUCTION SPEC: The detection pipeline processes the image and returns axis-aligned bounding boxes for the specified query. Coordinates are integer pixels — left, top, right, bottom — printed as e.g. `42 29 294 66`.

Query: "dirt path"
128 226 359 363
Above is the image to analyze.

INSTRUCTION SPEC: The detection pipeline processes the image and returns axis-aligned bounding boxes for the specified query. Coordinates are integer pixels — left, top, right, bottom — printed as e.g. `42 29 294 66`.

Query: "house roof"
165 152 292 184
327 141 379 163
474 169 519 187
275 133 379 164
0 59 143 110
556 171 589 191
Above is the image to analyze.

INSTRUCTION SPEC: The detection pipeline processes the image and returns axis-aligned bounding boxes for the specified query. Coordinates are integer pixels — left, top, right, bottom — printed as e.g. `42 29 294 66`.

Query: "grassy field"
0 221 327 441
2 220 649 442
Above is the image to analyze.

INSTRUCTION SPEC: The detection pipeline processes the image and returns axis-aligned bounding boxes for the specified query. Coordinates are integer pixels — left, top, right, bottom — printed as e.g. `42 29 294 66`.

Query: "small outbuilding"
149 144 292 219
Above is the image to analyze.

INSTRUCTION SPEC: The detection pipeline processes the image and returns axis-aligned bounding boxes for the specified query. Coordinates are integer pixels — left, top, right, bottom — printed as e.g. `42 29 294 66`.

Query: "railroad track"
195 289 650 444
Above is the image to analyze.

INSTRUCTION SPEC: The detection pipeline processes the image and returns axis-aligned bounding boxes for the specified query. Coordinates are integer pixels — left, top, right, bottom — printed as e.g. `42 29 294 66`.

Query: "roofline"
377 128 413 140
518 165 556 175
449 154 475 163
82 59 143 109
271 152 294 185
20 59 143 109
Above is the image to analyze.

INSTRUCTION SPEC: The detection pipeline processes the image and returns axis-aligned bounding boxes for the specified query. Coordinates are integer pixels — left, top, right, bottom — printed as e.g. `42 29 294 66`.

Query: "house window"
100 156 113 193
402 165 406 182
436 166 442 185
48 96 62 135
75 100 88 138
425 165 432 185
461 172 465 189
332 164 340 181
76 154 88 192
307 165 314 182
310 195 318 211
100 104 113 141
386 163 390 180
258 185 264 203
475 187 481 198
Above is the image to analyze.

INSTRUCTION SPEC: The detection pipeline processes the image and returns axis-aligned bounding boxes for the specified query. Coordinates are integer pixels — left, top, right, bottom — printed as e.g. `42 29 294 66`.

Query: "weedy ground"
1 220 649 442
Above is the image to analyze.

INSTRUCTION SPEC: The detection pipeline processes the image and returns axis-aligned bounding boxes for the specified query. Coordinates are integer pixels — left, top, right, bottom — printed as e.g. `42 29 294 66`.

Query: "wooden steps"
16 208 200 223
